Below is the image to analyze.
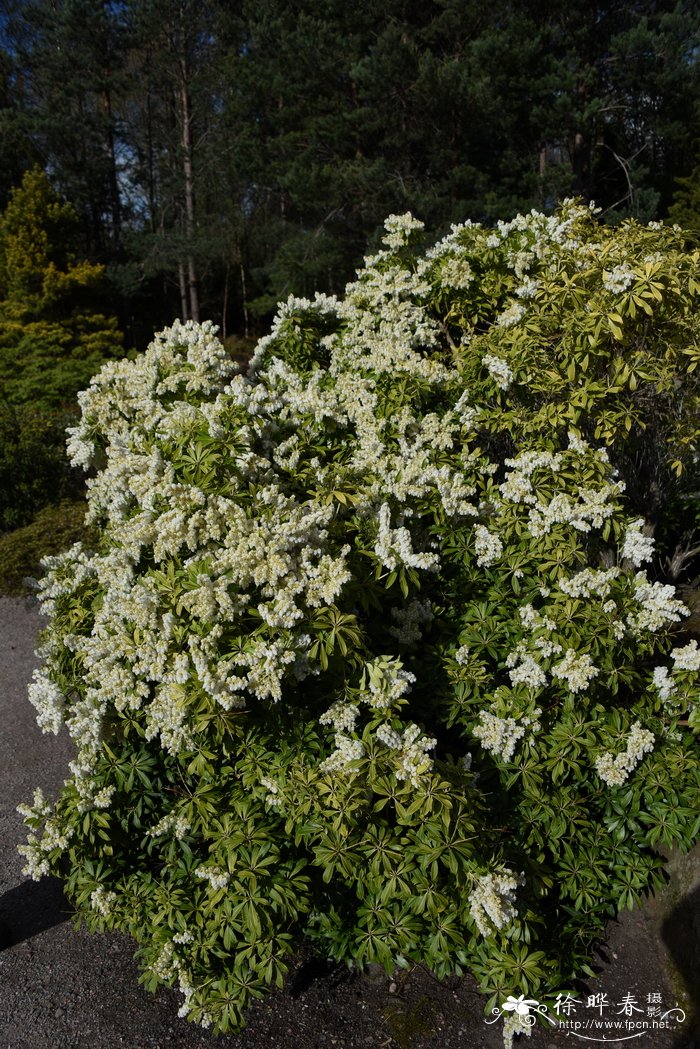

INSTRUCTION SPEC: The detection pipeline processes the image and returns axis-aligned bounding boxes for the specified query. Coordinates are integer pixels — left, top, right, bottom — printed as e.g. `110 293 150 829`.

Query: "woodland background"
1 0 700 581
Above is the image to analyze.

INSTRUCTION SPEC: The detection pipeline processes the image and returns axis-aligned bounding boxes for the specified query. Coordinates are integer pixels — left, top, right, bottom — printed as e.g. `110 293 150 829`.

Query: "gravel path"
0 595 697 1049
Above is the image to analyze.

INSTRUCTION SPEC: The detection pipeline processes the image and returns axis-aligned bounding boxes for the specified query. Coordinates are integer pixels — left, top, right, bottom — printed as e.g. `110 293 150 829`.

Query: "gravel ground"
1 595 697 1049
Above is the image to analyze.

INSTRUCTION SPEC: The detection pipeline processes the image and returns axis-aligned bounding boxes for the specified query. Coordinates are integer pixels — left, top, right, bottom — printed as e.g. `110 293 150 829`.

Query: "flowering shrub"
20 203 700 1040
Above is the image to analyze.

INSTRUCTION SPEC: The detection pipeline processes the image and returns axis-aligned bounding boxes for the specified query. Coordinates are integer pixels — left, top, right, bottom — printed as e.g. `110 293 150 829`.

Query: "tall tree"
0 0 130 256
0 167 121 407
0 0 697 338
121 0 243 326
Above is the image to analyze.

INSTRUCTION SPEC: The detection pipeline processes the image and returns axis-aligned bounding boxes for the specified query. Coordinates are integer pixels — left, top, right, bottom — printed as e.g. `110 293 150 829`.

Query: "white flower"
260 776 283 808
528 484 619 537
515 277 539 299
27 669 65 734
474 524 503 566
671 639 700 671
93 786 115 809
319 734 365 774
375 503 440 572
468 869 524 937
441 255 473 289
381 212 425 250
452 644 473 667
651 665 676 701
567 431 589 454
559 567 620 599
376 723 403 749
320 701 360 733
621 519 655 567
496 303 526 329
90 886 118 917
595 721 654 787
483 354 513 389
502 1012 534 1049
627 573 688 634
603 263 635 293
551 649 599 693
473 710 540 762
173 930 194 945
363 655 416 709
508 655 547 691
194 865 230 890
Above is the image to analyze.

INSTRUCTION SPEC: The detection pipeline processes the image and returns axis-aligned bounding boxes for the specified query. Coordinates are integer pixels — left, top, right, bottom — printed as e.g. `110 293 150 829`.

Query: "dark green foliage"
0 499 91 594
0 168 121 597
0 403 81 532
0 167 123 409
669 154 700 239
0 0 698 335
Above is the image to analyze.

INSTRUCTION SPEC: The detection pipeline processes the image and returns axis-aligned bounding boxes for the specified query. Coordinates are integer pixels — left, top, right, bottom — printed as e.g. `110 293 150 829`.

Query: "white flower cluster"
149 809 192 840
498 443 624 548
319 734 365 774
651 665 676 702
66 319 237 472
375 503 440 572
651 641 700 711
376 723 403 749
35 542 95 615
473 524 503 566
595 721 655 787
376 722 437 786
671 639 700 671
627 573 689 634
527 483 620 537
558 567 620 599
318 657 434 785
453 644 472 666
507 652 547 691
148 937 212 1028
27 668 65 735
260 776 283 808
319 701 360 733
621 519 655 567
502 1013 533 1049
500 448 562 499
551 649 599 694
515 276 539 299
468 868 524 937
483 353 514 388
495 303 526 329
603 263 636 293
516 604 555 633
381 211 425 251
473 708 540 762
90 886 118 917
16 790 74 881
364 655 416 710
194 865 230 890
442 255 474 289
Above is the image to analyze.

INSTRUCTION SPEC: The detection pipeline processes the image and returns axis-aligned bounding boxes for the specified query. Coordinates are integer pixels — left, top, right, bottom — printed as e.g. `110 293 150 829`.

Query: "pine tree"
0 168 122 408
669 153 700 238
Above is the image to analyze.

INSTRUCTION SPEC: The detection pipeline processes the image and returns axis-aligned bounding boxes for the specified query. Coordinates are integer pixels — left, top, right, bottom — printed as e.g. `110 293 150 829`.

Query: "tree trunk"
222 262 229 340
178 257 188 320
572 130 590 199
102 88 122 246
240 261 249 339
179 51 199 323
